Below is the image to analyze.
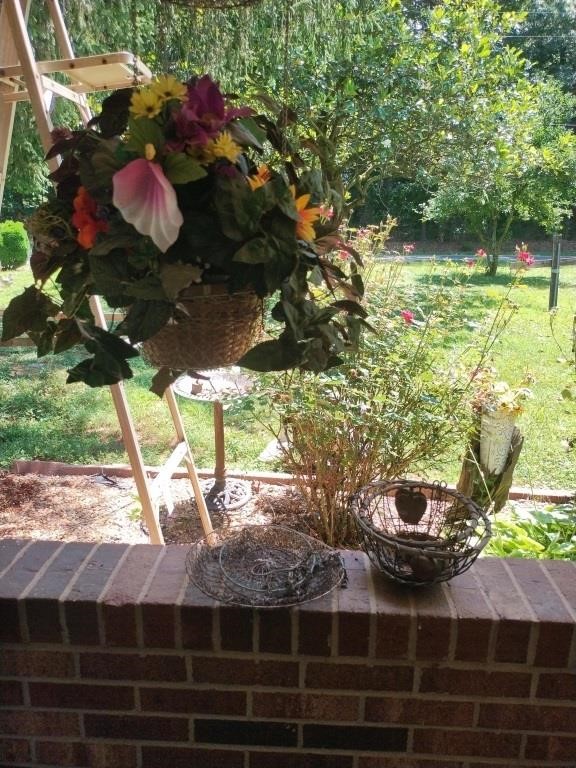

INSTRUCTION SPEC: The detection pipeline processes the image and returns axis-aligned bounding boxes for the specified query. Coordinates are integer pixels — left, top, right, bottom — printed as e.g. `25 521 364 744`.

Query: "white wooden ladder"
0 0 214 545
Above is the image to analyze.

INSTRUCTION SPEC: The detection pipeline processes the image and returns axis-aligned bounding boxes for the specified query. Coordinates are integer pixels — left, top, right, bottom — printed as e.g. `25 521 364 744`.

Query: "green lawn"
403 261 576 490
1 262 575 489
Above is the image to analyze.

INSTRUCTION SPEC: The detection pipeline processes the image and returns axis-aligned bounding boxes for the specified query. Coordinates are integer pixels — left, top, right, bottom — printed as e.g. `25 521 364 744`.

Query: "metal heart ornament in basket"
350 480 491 585
141 284 263 370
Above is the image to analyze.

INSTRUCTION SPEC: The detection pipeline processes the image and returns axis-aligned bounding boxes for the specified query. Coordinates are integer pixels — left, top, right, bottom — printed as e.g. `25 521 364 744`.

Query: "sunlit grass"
1 262 574 488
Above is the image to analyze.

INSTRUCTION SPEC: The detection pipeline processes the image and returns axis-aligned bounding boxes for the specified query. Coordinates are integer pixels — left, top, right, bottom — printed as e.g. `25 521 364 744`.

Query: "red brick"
337 553 371 657
253 692 360 721
141 547 189 648
412 586 454 661
142 746 244 768
24 598 64 644
0 599 21 642
412 728 522 758
494 618 532 663
0 540 62 597
251 753 353 768
101 545 163 647
448 570 495 663
64 544 130 645
375 613 411 660
0 680 24 705
543 561 576 612
306 662 413 692
35 741 137 768
64 543 128 602
478 702 576 732
537 672 576 700
474 559 534 663
80 652 186 681
372 574 413 660
526 734 576 761
359 760 466 768
302 723 406 751
507 558 574 667
84 713 188 741
220 605 254 652
534 622 574 668
26 542 93 600
365 697 474 727
453 618 492 663
180 605 215 650
258 607 292 654
196 718 297 747
0 710 80 737
193 657 298 687
298 591 334 656
419 667 531 698
0 539 31 572
140 687 246 715
64 600 101 646
29 682 134 710
141 604 177 649
0 649 75 678
0 738 31 764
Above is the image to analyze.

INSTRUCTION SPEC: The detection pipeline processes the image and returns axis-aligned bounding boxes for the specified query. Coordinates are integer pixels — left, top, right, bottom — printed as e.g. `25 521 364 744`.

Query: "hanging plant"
1 74 365 395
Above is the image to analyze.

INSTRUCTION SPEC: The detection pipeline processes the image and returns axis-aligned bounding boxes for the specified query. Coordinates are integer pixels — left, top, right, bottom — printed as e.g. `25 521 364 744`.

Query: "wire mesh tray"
186 524 346 607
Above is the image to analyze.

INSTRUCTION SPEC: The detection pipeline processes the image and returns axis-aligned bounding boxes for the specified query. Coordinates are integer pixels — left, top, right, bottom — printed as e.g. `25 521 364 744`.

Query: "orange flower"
248 164 272 190
72 186 108 249
290 185 321 242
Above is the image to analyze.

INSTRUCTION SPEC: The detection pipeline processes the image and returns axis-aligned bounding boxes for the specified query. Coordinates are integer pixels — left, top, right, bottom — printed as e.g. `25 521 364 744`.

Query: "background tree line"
3 0 576 272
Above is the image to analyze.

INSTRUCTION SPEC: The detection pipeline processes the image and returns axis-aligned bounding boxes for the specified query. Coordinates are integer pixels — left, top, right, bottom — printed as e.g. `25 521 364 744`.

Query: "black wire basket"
350 480 491 585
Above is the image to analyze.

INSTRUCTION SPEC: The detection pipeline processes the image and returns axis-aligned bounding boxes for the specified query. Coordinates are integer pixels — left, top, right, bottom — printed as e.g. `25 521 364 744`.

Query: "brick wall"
1 538 575 768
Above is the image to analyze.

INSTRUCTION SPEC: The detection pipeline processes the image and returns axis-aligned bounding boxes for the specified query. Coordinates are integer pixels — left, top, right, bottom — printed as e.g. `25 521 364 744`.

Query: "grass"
404 261 576 490
1 262 575 489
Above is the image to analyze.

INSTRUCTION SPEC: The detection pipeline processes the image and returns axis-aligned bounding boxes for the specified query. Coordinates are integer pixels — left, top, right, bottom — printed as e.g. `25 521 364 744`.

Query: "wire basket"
187 524 346 607
141 284 263 370
350 480 491 585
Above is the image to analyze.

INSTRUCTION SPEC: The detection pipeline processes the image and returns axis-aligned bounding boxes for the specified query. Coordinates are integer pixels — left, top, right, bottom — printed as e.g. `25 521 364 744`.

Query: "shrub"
486 501 576 559
258 232 519 547
0 220 29 270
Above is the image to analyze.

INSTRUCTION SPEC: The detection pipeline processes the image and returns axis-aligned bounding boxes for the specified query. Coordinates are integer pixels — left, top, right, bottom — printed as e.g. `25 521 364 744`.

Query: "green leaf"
54 319 83 353
229 117 266 149
90 233 139 256
150 366 184 397
124 276 167 300
1 287 60 340
125 117 165 155
160 264 203 299
238 338 304 371
116 300 173 343
163 153 207 185
232 237 273 265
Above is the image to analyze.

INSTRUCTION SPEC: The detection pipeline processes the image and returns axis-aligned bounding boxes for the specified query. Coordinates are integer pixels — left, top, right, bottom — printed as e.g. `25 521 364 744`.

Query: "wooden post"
549 233 561 311
212 400 226 493
0 0 33 214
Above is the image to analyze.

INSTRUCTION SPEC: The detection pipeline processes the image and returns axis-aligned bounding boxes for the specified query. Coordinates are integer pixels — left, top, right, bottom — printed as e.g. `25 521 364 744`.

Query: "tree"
423 77 576 274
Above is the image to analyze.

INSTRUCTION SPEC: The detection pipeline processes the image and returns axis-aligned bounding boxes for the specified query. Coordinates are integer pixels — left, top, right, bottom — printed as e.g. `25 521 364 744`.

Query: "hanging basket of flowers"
140 283 263 370
1 74 365 394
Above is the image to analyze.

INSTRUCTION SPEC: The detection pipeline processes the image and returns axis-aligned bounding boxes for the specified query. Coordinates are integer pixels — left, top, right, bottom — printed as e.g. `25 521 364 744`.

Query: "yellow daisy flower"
150 75 187 103
248 164 272 190
130 88 162 119
206 131 242 163
290 185 321 242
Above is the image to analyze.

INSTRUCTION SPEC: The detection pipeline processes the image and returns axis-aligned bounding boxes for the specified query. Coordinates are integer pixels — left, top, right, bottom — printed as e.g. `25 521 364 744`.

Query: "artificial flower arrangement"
472 368 533 415
1 74 365 394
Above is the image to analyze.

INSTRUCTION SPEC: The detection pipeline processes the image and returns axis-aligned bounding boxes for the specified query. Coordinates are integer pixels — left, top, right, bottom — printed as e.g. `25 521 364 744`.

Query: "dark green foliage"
0 221 30 270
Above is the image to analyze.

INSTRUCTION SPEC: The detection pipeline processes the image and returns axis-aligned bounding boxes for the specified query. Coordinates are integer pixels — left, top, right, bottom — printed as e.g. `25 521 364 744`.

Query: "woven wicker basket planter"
141 284 263 370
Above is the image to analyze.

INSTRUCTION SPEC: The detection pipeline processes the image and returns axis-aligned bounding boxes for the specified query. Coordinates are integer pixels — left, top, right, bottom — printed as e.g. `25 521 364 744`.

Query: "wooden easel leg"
164 386 214 537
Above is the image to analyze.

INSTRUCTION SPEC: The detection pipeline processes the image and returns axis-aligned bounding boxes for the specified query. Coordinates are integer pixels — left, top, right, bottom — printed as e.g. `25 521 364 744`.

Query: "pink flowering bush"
515 242 535 267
